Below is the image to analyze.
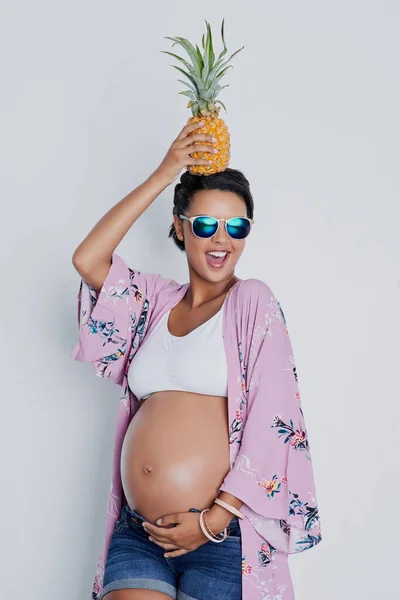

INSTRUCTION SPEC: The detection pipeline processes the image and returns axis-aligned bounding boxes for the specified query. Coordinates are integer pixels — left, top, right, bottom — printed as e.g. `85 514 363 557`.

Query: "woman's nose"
212 221 230 242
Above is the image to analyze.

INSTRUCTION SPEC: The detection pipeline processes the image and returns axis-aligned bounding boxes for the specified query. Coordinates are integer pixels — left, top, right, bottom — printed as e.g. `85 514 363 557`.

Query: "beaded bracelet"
204 510 230 539
199 509 228 543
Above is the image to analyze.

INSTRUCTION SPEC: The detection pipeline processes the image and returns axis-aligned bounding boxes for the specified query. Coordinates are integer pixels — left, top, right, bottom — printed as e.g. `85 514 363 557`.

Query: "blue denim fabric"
101 503 242 600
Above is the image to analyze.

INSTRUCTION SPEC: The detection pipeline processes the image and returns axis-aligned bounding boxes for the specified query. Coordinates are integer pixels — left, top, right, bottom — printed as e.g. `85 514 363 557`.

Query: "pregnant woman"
72 122 322 600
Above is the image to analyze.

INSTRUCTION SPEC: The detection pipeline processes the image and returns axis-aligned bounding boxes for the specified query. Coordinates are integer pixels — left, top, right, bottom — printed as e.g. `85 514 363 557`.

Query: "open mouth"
205 250 230 268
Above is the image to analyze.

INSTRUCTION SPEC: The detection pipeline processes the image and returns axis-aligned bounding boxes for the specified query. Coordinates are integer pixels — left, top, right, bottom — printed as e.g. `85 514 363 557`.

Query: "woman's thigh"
106 591 172 600
101 504 177 600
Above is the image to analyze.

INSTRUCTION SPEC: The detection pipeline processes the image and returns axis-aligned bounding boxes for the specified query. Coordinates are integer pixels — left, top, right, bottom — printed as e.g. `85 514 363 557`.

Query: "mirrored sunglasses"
179 214 254 240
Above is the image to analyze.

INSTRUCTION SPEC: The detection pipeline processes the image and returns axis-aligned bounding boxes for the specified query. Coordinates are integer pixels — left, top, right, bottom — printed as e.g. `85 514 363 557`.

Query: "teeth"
207 251 227 257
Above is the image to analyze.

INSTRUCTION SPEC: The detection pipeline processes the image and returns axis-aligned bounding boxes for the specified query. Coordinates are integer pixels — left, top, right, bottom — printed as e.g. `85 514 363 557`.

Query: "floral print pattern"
72 254 322 600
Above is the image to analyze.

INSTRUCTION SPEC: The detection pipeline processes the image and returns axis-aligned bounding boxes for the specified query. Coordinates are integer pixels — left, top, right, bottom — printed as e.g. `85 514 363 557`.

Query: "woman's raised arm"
72 120 215 292
72 171 169 292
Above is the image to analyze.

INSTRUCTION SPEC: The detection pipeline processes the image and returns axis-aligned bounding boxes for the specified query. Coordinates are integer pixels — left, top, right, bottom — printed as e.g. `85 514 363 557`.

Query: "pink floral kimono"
71 252 322 600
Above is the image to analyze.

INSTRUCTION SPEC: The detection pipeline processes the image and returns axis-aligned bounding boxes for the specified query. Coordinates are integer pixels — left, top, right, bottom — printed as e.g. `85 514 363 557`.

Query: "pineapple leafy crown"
161 18 244 118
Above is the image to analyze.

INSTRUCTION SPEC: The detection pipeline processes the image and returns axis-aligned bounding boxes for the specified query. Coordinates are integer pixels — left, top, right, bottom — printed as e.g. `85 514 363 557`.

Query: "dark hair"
168 168 254 252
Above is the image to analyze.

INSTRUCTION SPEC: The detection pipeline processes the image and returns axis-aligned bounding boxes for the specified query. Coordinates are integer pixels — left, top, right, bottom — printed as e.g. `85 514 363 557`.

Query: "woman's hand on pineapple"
153 122 218 185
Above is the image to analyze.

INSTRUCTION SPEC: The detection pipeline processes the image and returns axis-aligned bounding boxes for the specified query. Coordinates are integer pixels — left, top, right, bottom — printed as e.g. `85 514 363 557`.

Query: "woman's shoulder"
235 277 276 301
233 277 284 325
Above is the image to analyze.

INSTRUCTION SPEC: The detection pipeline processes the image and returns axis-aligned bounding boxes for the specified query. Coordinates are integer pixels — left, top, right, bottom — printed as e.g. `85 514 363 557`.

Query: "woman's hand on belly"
142 510 211 558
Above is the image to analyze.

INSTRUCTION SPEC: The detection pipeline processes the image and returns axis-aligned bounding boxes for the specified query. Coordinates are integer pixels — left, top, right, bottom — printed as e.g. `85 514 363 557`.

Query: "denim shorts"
100 503 242 600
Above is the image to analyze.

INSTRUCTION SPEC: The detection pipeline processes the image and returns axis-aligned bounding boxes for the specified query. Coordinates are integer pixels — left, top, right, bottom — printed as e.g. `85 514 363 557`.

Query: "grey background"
1 1 399 599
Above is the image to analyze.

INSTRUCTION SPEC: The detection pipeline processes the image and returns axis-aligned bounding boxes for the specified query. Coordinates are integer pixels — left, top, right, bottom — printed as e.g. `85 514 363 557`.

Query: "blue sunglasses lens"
193 216 218 237
192 216 251 239
226 217 251 239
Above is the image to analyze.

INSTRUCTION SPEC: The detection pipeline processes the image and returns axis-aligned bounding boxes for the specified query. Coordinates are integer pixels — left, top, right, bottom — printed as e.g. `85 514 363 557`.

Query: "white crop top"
127 305 228 402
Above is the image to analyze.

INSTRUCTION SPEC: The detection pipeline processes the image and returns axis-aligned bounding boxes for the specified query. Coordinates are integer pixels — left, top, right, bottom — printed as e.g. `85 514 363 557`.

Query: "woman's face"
174 189 249 285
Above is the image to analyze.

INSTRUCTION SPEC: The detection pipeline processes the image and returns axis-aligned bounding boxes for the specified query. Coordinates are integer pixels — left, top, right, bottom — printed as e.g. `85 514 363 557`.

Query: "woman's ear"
173 215 184 240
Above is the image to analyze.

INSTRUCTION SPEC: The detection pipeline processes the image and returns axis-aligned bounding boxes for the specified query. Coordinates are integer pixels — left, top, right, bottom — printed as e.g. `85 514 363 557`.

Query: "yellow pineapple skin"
186 115 230 175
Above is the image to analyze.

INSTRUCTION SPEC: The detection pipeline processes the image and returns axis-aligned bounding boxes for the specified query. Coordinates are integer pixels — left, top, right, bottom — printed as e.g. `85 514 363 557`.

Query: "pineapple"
161 18 244 175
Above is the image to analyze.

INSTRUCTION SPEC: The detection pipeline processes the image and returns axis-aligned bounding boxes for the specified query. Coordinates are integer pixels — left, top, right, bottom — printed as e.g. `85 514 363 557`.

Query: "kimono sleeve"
219 282 322 554
71 252 171 386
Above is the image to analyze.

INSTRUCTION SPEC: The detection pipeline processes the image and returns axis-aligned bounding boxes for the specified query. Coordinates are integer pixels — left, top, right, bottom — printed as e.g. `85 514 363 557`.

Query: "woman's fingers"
179 133 216 147
143 522 178 543
148 536 179 550
172 123 219 168
164 548 189 558
154 121 214 184
176 121 204 141
176 132 218 159
148 536 192 558
185 144 218 155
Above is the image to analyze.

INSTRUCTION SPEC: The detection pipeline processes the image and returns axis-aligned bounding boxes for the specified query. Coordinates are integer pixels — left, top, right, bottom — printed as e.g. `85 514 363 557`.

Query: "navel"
143 465 153 474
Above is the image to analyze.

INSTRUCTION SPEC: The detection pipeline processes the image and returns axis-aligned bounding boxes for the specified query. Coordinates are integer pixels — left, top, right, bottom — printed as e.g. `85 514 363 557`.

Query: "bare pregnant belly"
120 391 231 523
